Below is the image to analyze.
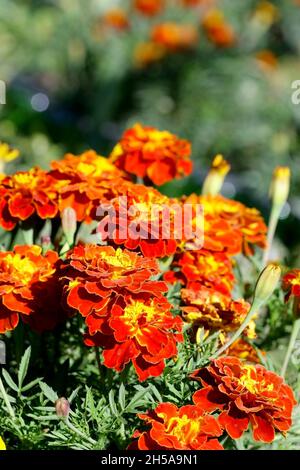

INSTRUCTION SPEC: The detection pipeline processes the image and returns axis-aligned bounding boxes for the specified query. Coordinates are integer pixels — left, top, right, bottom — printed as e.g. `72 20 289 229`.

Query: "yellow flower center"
12 171 37 189
77 157 116 177
239 365 258 394
122 300 158 331
3 254 39 284
164 414 201 445
101 248 134 270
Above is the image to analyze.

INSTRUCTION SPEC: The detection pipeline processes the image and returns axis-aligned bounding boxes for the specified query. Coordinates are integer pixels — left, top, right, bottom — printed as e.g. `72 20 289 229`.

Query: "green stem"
281 318 300 378
210 299 263 360
95 347 102 380
0 376 15 419
263 205 281 266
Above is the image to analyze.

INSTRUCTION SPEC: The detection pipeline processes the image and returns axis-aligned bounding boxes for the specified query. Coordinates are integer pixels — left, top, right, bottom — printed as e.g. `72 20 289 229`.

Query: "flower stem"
65 418 96 446
0 376 15 419
281 318 300 378
95 347 102 380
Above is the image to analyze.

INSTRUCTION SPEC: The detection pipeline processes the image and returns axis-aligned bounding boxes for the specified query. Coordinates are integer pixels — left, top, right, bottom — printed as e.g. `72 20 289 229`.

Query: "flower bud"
61 207 77 246
202 154 230 196
0 141 20 174
253 263 281 304
269 166 290 208
55 397 70 418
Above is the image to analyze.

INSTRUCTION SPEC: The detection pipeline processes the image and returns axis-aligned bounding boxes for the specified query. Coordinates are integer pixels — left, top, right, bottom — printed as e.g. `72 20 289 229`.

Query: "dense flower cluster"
129 401 223 450
61 245 183 380
109 123 192 185
0 245 64 333
191 357 296 442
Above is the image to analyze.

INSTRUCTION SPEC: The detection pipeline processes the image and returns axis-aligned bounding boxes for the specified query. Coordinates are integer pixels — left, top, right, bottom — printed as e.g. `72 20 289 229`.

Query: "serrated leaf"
109 390 118 416
2 369 18 392
40 381 58 402
21 377 43 392
118 383 126 410
68 387 80 404
18 346 31 389
149 384 162 402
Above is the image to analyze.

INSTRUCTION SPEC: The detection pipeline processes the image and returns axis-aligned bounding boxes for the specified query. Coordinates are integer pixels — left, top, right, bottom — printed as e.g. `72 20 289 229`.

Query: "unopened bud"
202 154 230 196
269 166 290 208
253 263 281 304
0 437 6 450
55 397 70 418
62 207 77 246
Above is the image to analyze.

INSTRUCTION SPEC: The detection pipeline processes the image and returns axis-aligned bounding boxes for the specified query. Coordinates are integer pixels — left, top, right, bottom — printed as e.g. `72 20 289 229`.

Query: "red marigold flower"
0 168 59 231
0 245 65 333
129 401 223 450
151 23 199 53
50 150 125 223
191 357 297 442
184 194 267 255
97 181 180 258
109 124 192 186
62 245 183 380
226 339 261 364
134 0 165 16
202 9 236 47
181 284 252 336
282 269 300 316
165 249 235 295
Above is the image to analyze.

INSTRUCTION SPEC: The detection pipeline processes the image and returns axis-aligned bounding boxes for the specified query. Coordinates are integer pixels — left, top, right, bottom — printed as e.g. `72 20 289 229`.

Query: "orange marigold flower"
226 339 261 364
129 401 223 450
0 245 64 333
134 42 166 68
166 249 235 295
110 123 192 186
50 150 125 222
191 357 297 442
181 0 215 7
151 23 199 52
103 8 129 30
185 194 267 255
97 182 180 258
62 244 183 380
0 168 59 230
181 285 252 336
134 0 164 16
202 9 236 47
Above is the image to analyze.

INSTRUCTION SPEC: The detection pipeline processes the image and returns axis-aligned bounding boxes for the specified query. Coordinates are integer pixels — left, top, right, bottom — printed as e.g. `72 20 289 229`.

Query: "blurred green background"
1 0 300 260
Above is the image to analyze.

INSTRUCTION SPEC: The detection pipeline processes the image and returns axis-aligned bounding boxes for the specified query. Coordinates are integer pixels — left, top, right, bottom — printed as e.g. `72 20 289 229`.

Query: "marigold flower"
282 269 300 316
202 9 236 47
0 437 6 451
134 42 166 68
62 245 183 380
191 357 297 442
181 285 252 337
129 401 223 450
165 249 235 296
134 0 164 16
253 263 281 304
226 339 261 364
151 23 199 52
185 194 267 256
97 182 180 258
103 8 129 30
269 166 290 208
0 245 65 333
50 150 125 222
0 168 59 230
255 50 278 71
181 0 215 6
0 141 19 168
109 123 192 186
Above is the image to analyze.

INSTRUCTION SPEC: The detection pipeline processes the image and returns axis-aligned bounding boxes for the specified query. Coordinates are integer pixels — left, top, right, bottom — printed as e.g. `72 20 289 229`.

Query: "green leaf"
118 383 126 411
21 377 43 392
68 387 80 404
18 346 31 389
108 390 118 416
2 369 19 392
40 382 58 402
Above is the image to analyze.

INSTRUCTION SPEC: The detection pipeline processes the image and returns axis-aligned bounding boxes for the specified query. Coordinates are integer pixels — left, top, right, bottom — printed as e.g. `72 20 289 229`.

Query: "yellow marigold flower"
0 437 6 450
0 142 19 173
